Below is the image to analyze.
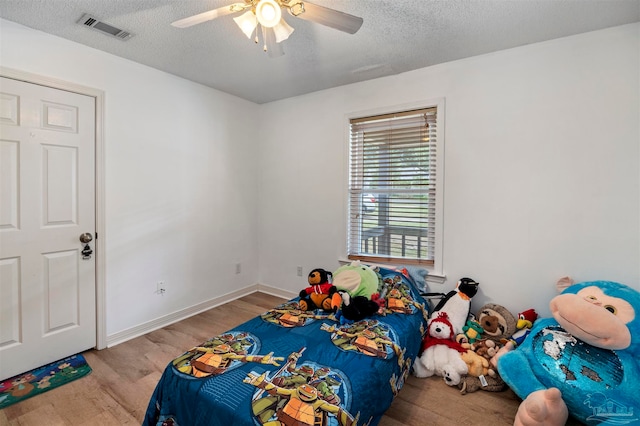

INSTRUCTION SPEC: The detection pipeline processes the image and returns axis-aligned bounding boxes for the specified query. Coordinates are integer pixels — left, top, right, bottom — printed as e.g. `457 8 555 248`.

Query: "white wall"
1 19 638 339
0 19 261 339
258 23 640 318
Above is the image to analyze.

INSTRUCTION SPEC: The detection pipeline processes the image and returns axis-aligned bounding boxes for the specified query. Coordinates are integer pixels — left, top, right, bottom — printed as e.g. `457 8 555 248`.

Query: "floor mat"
0 354 92 409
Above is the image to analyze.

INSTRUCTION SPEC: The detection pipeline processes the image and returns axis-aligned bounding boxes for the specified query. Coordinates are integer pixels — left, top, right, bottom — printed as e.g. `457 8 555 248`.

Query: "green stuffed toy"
331 261 382 321
462 319 484 344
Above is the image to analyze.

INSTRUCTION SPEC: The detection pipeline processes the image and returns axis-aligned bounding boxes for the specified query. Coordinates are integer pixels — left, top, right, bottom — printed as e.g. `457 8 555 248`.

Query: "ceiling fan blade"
294 1 363 34
171 2 248 28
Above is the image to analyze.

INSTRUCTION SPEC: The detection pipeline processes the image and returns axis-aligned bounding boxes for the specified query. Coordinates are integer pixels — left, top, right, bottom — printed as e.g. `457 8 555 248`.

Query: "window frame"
344 98 445 276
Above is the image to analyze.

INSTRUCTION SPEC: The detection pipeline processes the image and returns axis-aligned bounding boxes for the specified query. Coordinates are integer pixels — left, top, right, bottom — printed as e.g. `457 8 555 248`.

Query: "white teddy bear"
413 312 469 386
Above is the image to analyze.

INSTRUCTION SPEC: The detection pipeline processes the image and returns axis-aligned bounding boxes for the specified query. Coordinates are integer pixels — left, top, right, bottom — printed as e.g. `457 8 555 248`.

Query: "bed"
143 266 429 426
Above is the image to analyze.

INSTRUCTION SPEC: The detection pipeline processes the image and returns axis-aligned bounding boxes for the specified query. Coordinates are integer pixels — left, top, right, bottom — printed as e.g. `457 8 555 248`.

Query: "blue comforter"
143 267 428 426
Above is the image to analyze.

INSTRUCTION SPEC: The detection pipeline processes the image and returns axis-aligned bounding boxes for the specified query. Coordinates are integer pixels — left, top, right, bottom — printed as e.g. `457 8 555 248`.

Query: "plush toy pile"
413 277 535 395
414 275 640 425
296 261 384 323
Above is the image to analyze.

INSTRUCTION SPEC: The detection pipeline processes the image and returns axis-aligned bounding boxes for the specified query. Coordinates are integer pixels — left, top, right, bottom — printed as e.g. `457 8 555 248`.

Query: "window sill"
425 273 446 285
338 257 446 285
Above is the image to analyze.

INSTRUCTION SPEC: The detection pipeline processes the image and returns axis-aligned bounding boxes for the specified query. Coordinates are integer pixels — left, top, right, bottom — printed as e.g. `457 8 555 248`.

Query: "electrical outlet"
157 281 166 295
235 263 241 274
297 266 303 277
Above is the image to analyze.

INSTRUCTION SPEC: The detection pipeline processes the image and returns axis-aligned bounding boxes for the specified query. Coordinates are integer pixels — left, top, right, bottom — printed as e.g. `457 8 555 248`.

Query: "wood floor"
1 292 531 426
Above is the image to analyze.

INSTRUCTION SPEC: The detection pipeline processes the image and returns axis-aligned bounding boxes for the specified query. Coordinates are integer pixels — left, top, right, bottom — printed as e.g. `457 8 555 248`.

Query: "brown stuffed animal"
477 303 517 344
458 374 507 394
471 338 498 360
298 268 336 312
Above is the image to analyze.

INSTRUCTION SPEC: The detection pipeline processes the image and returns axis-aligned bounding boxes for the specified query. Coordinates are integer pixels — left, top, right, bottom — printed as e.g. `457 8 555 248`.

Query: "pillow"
361 261 429 293
403 266 429 294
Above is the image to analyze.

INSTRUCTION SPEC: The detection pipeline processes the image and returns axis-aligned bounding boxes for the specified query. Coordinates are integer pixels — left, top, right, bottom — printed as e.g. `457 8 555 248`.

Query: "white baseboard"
106 284 262 348
256 283 297 300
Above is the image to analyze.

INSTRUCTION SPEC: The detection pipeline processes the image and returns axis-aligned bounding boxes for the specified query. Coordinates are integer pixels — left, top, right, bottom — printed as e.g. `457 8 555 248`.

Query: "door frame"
1 66 107 350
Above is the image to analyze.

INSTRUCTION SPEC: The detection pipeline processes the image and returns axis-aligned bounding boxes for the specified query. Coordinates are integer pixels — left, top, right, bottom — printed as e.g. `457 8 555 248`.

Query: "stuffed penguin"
432 277 479 335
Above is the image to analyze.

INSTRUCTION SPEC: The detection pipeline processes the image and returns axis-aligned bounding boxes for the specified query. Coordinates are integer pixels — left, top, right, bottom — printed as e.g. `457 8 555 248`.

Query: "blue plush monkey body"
499 319 638 424
498 281 640 425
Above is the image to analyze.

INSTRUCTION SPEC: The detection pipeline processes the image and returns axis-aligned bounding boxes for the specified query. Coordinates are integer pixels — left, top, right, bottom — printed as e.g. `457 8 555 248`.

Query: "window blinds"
348 107 437 265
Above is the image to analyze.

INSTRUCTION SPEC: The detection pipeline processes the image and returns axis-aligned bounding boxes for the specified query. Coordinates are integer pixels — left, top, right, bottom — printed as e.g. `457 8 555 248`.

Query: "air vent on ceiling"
77 13 133 40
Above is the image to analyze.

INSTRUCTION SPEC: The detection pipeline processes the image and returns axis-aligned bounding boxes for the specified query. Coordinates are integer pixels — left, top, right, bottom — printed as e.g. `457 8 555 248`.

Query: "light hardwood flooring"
2 292 542 425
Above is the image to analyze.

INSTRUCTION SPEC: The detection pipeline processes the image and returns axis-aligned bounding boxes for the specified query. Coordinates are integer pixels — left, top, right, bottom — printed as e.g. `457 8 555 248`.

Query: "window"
347 105 441 266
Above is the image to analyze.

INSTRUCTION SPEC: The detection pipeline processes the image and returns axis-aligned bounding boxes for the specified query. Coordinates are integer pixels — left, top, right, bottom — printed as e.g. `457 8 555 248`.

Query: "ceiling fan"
171 0 363 56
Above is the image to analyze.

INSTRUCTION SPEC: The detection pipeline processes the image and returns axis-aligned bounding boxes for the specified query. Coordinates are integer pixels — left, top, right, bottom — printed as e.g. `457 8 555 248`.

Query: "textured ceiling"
1 0 639 104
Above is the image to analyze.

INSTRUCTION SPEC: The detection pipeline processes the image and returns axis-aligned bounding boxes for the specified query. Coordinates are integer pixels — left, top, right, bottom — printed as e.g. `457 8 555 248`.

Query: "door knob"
79 233 93 244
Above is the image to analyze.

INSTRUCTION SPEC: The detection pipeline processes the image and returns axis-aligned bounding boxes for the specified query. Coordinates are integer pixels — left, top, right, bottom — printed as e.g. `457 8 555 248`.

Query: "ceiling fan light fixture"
233 10 257 38
273 18 294 43
172 0 363 56
255 0 282 28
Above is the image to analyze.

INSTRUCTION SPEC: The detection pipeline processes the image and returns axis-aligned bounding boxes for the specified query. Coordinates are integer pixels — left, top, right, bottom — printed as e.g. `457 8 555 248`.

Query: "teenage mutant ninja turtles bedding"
143 266 429 426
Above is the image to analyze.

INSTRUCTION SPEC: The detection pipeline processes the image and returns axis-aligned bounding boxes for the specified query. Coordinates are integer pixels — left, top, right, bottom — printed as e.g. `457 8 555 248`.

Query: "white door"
0 76 96 380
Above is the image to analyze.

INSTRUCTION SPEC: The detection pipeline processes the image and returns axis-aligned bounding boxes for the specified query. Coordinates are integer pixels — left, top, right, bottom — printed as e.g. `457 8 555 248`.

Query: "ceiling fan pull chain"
254 23 262 45
261 25 268 51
